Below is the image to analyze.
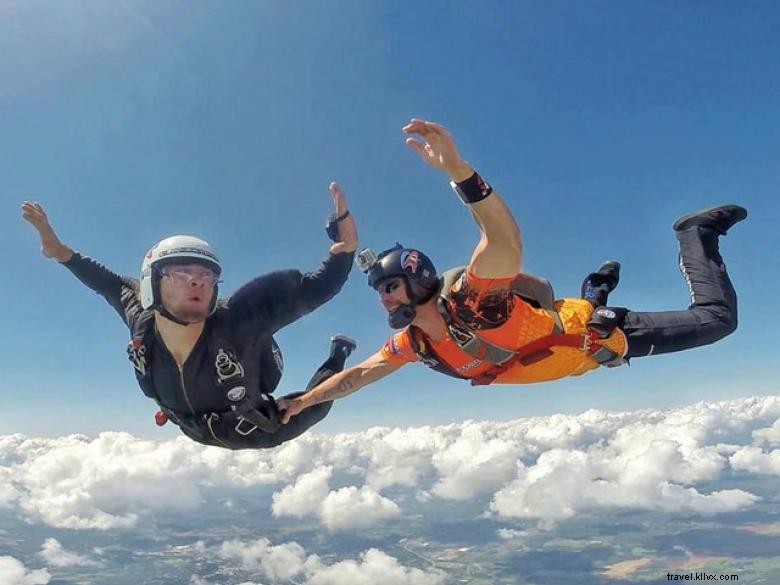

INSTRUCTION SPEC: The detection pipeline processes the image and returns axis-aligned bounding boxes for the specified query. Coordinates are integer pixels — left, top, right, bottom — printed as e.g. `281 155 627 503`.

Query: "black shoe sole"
672 204 747 234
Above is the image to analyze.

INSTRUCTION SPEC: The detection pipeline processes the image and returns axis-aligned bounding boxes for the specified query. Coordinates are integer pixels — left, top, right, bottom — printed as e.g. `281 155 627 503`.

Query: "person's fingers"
405 138 428 159
21 205 42 225
277 401 291 424
330 181 344 199
407 118 445 133
424 121 448 134
25 201 43 213
21 202 48 222
329 182 347 215
402 118 433 136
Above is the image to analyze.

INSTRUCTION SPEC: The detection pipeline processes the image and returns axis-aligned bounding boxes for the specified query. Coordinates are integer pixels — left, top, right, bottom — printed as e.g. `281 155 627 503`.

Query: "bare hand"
276 397 306 424
403 119 473 181
328 182 358 255
21 202 73 262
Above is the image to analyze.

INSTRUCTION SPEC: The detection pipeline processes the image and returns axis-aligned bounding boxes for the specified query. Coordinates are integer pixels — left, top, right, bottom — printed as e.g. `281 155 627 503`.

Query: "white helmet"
140 235 222 312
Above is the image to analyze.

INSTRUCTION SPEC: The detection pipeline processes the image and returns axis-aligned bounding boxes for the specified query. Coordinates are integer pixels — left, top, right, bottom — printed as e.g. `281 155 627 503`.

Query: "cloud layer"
1 396 778 533
197 538 446 585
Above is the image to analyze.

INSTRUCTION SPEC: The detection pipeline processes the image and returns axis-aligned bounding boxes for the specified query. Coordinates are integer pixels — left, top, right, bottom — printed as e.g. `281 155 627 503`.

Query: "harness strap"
230 396 281 435
201 332 282 435
468 331 623 386
439 307 566 366
436 268 566 367
128 310 162 402
160 395 281 438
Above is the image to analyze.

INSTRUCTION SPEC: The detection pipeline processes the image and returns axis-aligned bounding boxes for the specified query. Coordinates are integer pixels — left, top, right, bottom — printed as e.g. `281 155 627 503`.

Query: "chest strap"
435 267 564 367
437 267 565 364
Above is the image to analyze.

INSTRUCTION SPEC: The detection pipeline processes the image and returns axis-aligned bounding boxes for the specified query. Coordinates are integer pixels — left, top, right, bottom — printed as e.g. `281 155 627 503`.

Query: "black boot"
673 204 747 235
329 334 357 360
581 260 621 307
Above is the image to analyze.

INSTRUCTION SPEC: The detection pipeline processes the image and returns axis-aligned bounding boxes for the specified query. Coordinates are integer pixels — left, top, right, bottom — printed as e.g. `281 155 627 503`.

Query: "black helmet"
363 244 440 328
368 245 439 303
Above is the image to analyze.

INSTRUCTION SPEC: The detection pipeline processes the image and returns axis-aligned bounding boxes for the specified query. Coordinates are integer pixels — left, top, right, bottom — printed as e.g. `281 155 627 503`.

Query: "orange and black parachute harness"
408 267 627 386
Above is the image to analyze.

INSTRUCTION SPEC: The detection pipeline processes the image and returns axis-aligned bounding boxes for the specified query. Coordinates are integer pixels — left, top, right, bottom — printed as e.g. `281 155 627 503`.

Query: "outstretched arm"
403 119 522 279
228 182 358 333
21 202 74 262
21 201 141 324
277 351 402 423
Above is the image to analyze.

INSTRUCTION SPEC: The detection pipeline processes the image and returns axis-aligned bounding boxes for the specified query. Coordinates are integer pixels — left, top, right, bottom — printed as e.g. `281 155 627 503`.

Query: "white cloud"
0 467 19 508
219 539 308 582
271 466 400 531
0 432 329 530
0 556 50 585
13 433 206 529
39 538 100 568
271 466 332 518
320 486 401 531
753 418 780 446
1 396 778 531
730 446 780 475
362 427 438 491
490 437 759 527
305 548 445 585
190 577 257 585
211 538 445 585
430 424 519 500
497 528 529 539
483 399 780 526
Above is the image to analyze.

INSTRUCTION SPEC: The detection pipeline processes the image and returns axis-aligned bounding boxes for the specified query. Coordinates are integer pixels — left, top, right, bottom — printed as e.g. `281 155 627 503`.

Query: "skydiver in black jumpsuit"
22 183 358 450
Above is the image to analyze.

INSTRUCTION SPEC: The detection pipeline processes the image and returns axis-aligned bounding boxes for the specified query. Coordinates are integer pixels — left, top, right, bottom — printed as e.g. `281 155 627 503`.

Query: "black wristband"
325 210 350 241
450 172 493 205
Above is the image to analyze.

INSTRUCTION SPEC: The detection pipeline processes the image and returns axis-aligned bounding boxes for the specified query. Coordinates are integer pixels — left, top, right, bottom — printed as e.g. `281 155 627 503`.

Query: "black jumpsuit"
63 251 353 449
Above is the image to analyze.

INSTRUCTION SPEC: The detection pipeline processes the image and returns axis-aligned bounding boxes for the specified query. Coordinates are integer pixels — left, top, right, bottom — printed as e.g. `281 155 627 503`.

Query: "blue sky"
1 0 777 438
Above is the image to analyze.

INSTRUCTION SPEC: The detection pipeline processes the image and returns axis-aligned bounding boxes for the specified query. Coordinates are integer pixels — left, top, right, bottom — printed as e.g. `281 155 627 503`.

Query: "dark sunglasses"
381 280 402 295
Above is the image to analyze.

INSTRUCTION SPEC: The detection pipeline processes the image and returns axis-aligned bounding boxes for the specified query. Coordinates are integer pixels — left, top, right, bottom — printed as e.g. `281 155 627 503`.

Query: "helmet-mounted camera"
356 248 379 273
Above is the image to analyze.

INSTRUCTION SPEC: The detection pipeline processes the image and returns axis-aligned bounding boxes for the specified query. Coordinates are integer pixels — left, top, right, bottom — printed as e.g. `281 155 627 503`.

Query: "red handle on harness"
155 410 169 426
